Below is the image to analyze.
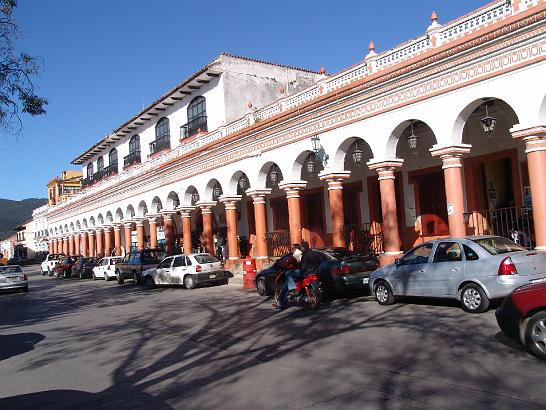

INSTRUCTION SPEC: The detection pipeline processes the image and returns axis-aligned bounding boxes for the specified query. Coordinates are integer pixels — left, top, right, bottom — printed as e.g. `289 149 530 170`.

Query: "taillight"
195 265 202 272
332 265 351 275
498 257 518 275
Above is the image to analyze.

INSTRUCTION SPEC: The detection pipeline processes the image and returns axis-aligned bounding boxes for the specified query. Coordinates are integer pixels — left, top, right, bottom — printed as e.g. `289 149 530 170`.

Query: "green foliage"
0 0 48 135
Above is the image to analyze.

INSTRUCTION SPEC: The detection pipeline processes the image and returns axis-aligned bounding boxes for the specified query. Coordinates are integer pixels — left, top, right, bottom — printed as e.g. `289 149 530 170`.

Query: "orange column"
180 208 193 255
96 229 104 258
74 233 80 256
124 222 133 254
69 235 75 256
220 196 242 260
113 224 122 256
247 189 271 260
199 203 216 254
81 231 88 257
512 127 546 251
48 241 53 254
88 231 95 257
63 237 68 255
104 227 113 256
148 217 158 249
369 161 403 264
136 219 145 251
431 145 470 238
162 213 176 255
279 182 306 245
320 173 350 248
52 239 57 254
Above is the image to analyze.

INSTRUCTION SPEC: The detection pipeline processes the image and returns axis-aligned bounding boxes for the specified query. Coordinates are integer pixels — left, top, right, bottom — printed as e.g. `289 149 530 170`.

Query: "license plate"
209 274 216 279
362 278 369 284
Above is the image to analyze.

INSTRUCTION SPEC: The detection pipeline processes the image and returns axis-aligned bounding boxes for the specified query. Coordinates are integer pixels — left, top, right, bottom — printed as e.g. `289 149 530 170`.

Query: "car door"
424 241 465 297
392 243 433 296
155 258 173 285
170 256 187 285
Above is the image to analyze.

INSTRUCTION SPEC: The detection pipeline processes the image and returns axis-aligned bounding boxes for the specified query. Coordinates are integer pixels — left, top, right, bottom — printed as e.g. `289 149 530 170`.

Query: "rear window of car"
472 237 525 255
0 266 23 274
83 258 97 263
194 254 220 264
319 248 356 260
141 251 165 264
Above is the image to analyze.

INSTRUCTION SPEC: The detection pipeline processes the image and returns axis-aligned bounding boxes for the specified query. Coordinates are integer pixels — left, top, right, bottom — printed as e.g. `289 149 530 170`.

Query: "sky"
0 0 487 201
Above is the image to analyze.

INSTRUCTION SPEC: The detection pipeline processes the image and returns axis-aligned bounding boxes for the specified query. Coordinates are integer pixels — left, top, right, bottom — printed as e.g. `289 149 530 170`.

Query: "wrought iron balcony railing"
180 114 207 140
123 150 141 168
149 134 171 155
82 176 94 187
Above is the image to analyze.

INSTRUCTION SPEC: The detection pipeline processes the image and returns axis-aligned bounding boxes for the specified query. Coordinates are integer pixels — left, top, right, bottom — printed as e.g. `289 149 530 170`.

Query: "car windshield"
472 237 525 255
83 258 97 263
141 251 165 264
0 266 23 274
194 254 220 264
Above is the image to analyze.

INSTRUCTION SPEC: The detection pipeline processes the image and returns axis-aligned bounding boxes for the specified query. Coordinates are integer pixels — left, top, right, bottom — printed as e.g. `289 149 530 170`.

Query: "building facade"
46 0 546 269
48 170 83 206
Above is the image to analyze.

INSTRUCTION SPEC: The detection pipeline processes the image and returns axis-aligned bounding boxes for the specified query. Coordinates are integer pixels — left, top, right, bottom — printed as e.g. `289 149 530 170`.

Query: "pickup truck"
115 249 165 285
41 253 66 275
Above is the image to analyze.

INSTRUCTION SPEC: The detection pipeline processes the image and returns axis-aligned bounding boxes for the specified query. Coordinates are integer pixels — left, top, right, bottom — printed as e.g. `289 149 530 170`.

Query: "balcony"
180 114 207 140
82 176 94 187
124 150 141 168
149 135 171 155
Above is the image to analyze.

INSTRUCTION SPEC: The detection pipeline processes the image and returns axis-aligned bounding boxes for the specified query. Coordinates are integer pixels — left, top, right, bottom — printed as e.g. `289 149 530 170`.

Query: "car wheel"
145 276 155 290
374 281 395 305
522 311 546 360
184 274 196 290
104 273 110 281
460 284 489 313
116 270 124 285
92 273 97 280
256 277 268 296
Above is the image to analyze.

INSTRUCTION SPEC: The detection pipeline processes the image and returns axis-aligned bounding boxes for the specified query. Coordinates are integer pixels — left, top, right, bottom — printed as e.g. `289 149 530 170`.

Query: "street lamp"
306 154 316 174
351 140 363 166
310 135 329 166
191 191 200 205
238 175 249 191
268 164 280 185
212 182 222 200
407 121 419 154
480 103 496 135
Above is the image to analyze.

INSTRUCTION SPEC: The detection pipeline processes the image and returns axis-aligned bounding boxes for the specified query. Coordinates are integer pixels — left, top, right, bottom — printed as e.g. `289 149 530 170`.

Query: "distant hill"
0 198 48 239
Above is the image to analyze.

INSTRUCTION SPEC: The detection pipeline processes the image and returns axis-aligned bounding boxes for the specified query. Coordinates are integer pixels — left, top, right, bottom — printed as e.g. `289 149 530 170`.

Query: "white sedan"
142 253 228 289
92 256 123 281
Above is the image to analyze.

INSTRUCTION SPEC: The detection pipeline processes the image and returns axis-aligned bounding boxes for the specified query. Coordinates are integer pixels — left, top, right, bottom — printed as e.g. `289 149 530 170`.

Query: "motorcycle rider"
273 244 301 309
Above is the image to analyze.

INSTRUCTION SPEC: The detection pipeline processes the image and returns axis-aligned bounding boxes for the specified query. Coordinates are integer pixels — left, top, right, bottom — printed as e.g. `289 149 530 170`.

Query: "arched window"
97 157 104 172
129 135 140 153
183 96 207 139
109 148 118 173
87 163 93 178
155 117 170 139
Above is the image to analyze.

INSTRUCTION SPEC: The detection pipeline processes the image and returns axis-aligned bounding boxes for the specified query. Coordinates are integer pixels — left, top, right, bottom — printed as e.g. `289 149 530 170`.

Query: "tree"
0 0 47 134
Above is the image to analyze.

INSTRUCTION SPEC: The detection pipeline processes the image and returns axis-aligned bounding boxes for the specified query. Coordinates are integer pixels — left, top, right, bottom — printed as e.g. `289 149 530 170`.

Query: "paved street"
1 265 545 410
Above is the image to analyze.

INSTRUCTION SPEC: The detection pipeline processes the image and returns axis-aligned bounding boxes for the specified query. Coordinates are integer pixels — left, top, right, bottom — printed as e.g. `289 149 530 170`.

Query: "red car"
496 281 546 360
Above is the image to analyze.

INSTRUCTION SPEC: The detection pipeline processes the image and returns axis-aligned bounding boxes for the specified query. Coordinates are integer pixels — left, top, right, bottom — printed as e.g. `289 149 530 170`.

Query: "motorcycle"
273 271 323 310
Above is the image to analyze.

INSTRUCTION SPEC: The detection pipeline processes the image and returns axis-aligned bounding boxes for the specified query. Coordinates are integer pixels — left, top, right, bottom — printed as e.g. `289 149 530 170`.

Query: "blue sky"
0 0 486 200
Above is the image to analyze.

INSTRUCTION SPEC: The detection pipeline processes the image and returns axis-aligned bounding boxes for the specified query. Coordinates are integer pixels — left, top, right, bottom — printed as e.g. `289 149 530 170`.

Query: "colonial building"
47 0 546 269
47 170 83 206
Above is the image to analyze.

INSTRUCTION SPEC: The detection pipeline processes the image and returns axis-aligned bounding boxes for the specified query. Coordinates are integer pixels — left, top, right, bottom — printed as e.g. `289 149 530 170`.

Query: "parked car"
71 257 99 279
41 253 65 275
115 249 165 285
496 281 546 360
255 248 379 297
142 253 228 289
93 256 124 281
369 236 546 313
0 265 28 292
54 256 80 278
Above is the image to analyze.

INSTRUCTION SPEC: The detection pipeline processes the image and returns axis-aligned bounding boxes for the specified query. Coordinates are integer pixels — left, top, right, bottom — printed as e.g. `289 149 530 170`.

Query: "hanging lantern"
212 183 222 200
351 140 363 166
191 191 200 205
306 154 316 174
480 103 496 135
269 165 279 185
238 175 248 191
407 121 419 154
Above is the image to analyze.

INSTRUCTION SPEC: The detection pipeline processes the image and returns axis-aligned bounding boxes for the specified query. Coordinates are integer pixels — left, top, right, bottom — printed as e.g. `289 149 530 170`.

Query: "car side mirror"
394 258 401 266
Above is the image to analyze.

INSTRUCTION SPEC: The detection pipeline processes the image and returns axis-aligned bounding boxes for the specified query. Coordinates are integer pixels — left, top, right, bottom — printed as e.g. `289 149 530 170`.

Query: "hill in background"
0 198 48 239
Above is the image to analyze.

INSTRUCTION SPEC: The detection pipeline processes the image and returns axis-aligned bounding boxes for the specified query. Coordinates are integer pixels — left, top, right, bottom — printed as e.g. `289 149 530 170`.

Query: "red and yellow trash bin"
243 256 257 289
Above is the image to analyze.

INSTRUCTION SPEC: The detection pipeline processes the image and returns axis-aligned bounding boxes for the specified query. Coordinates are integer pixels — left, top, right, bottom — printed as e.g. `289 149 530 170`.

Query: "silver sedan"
0 265 28 292
369 236 546 313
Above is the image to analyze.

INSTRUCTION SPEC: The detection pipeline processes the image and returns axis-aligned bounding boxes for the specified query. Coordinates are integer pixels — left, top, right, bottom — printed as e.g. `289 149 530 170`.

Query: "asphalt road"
1 265 545 410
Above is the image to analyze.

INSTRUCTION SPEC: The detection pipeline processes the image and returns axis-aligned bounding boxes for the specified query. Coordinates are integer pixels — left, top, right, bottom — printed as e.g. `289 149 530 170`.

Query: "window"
155 117 170 139
194 254 220 264
401 243 433 265
185 256 192 266
433 242 462 263
97 157 104 172
109 148 118 172
158 258 172 269
173 256 186 267
463 244 479 261
182 96 207 139
472 236 524 255
188 96 206 122
86 163 93 178
129 135 140 154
